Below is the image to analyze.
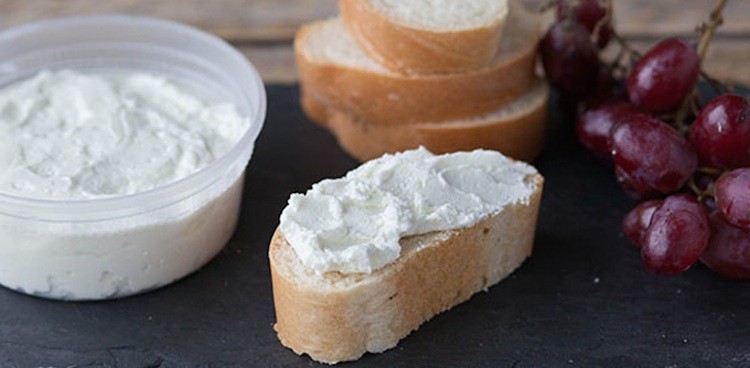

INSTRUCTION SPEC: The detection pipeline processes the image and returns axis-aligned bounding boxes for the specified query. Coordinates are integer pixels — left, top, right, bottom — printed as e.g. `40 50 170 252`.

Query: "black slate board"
1 85 749 368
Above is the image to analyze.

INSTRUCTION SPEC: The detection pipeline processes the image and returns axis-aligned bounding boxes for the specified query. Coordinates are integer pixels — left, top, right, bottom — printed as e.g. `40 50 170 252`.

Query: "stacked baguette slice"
295 0 547 162
275 3 547 363
340 0 511 74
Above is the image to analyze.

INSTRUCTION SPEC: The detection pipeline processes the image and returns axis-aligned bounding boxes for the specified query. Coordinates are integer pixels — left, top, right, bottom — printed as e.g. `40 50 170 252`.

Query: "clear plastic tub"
0 15 266 300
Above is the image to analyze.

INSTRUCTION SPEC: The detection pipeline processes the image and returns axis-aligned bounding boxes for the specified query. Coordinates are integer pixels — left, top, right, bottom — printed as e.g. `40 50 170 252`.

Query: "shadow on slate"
0 85 748 368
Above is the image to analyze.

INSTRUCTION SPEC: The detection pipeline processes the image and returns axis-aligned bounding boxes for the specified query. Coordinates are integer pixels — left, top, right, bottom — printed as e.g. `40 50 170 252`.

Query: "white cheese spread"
279 147 538 274
0 70 251 300
0 70 247 199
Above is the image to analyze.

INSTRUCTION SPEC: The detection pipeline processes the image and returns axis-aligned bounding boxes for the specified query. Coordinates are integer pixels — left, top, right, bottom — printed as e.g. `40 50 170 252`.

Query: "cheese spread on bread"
279 147 537 274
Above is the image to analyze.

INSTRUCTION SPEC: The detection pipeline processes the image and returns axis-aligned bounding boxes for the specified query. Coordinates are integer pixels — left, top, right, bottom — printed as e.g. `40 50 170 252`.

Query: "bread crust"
339 0 507 74
299 86 329 127
302 84 548 162
294 18 539 125
270 177 543 364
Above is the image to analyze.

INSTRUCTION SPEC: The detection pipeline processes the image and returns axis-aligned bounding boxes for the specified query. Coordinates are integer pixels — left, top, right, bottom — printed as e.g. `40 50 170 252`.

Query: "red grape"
557 0 613 48
689 94 750 168
642 194 710 275
610 113 698 199
715 168 750 229
540 19 600 100
614 166 660 199
627 38 700 113
700 211 750 279
623 199 663 248
576 102 640 161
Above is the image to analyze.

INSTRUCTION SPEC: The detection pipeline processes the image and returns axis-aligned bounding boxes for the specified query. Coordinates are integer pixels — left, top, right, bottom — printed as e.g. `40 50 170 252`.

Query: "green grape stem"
674 0 729 130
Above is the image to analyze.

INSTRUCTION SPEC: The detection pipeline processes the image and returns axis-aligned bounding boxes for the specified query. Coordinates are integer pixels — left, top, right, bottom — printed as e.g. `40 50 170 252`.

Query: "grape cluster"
541 0 750 278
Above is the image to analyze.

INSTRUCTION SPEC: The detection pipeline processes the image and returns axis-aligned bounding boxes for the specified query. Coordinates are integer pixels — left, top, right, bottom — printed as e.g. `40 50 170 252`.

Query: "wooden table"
1 0 748 85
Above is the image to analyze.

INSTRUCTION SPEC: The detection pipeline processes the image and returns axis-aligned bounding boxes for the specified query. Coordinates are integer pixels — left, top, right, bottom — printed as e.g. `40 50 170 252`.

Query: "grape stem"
687 178 704 198
590 0 613 47
696 0 728 60
687 175 718 200
674 0 729 128
537 0 559 13
689 167 727 200
611 32 641 59
697 167 725 176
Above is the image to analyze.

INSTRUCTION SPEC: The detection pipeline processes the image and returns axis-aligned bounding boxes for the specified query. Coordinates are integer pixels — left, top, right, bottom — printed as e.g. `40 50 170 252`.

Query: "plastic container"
0 15 266 300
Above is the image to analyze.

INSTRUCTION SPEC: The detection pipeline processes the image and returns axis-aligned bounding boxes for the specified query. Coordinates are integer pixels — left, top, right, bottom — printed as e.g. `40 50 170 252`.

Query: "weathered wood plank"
247 39 749 85
614 0 750 37
240 45 298 85
0 0 338 41
0 0 748 42
1 1 748 85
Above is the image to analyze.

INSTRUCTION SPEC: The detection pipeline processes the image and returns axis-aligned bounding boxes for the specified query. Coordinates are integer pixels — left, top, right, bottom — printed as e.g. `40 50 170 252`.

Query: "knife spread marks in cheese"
280 147 538 274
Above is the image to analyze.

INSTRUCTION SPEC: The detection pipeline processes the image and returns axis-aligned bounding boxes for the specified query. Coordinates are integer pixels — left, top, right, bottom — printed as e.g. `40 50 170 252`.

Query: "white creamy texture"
0 69 251 300
280 148 537 274
370 0 508 31
0 70 248 199
0 178 245 300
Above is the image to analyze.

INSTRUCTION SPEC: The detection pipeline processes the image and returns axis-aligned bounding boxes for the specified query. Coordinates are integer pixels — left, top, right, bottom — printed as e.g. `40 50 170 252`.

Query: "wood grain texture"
240 46 297 85
245 36 750 85
614 0 750 37
0 0 338 41
0 0 748 84
238 39 749 86
1 0 748 41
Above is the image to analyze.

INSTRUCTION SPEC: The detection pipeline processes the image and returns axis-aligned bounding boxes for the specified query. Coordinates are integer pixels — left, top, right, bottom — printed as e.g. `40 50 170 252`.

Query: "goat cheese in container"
0 16 266 300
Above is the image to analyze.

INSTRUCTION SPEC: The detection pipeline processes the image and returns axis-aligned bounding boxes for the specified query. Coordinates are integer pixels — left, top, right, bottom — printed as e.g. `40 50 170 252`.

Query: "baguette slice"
300 86 330 127
270 175 543 364
302 81 548 162
294 5 540 125
340 0 509 74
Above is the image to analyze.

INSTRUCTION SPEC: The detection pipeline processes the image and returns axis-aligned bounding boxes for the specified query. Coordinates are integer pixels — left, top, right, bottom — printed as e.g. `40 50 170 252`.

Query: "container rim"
0 15 267 220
